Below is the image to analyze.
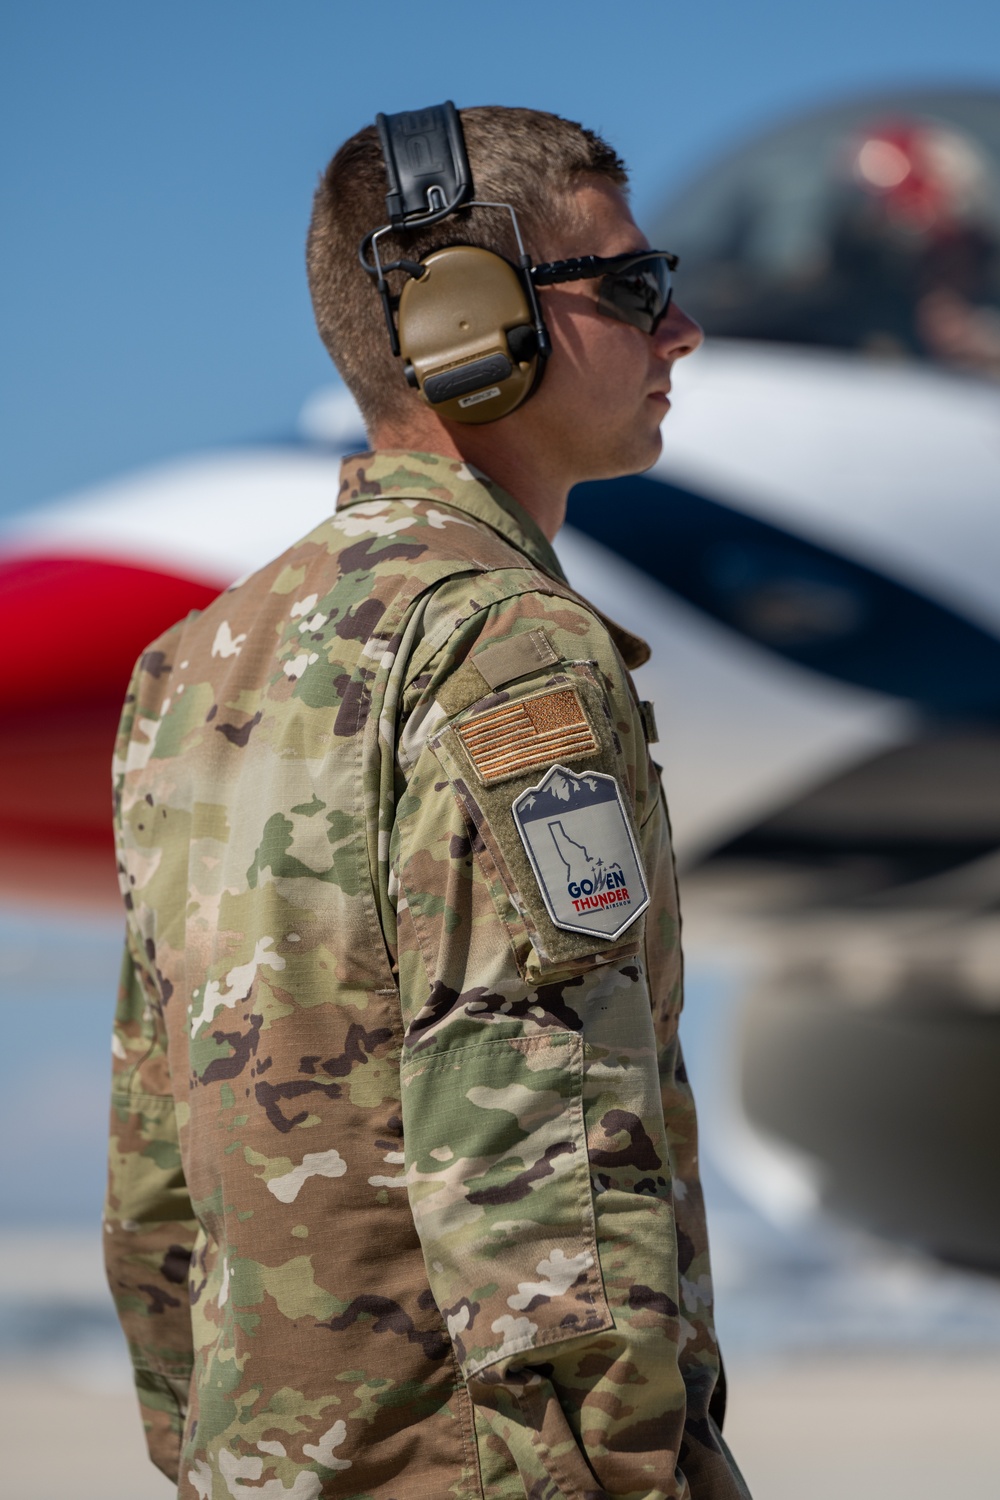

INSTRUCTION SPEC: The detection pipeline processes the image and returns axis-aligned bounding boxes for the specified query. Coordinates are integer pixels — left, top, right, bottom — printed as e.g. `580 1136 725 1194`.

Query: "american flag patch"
457 688 598 784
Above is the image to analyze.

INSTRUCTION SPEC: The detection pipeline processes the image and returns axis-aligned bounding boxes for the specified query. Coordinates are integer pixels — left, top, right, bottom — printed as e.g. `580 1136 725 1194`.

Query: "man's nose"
654 300 704 360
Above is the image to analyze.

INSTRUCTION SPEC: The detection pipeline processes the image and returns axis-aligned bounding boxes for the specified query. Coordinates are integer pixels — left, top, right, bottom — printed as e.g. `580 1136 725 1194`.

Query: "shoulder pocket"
429 667 647 985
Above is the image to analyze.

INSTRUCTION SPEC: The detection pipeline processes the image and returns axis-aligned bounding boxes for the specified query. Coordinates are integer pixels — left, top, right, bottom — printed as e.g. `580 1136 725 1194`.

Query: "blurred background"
3 4 1000 1496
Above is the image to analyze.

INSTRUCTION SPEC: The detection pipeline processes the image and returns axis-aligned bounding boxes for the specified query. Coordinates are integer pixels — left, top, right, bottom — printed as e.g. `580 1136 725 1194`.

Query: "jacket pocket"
429 671 646 986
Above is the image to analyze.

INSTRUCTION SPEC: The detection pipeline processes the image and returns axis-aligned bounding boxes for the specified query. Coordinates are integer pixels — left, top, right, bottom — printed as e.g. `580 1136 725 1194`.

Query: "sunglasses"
530 250 679 335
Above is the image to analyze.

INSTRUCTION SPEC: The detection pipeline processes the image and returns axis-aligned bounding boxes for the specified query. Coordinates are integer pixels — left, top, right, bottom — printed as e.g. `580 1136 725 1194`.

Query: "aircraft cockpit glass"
655 90 1000 378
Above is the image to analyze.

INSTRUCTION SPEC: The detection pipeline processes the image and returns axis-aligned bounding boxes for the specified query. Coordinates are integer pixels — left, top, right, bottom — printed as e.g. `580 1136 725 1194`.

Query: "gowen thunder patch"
511 764 649 941
457 688 598 785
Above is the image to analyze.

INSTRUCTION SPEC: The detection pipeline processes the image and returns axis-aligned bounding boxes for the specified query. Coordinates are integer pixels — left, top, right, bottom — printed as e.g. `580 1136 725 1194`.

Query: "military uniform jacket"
106 451 750 1500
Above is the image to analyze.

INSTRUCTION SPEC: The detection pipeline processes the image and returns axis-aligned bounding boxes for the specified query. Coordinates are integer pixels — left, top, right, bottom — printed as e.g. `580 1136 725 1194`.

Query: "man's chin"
591 425 663 482
638 426 664 474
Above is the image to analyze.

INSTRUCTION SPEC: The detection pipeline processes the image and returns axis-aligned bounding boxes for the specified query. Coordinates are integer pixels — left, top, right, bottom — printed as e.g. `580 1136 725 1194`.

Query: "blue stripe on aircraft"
569 473 1000 717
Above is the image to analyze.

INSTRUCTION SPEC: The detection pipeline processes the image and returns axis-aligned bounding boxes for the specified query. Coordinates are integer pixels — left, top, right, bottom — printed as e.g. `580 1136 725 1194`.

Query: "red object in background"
0 554 222 907
852 117 990 233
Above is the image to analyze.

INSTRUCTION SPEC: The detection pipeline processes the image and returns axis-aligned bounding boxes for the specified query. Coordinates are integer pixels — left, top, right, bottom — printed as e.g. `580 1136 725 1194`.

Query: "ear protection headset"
358 102 551 425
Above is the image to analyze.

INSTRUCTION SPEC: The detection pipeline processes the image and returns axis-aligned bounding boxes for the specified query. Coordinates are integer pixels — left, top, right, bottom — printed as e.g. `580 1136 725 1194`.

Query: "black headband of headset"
361 102 552 371
375 102 473 229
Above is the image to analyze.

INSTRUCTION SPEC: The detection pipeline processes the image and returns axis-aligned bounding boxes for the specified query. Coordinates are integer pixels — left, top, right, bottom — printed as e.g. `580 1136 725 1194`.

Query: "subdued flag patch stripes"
457 688 598 784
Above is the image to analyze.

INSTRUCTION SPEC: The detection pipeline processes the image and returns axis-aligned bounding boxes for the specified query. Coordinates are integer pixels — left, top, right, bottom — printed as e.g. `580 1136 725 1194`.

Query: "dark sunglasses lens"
598 256 672 333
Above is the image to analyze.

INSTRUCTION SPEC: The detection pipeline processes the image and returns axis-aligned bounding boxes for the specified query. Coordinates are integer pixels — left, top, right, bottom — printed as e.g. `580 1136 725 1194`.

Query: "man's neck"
368 414 569 541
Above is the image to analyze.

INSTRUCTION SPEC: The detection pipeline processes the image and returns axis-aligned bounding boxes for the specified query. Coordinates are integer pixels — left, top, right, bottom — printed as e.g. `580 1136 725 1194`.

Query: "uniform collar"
336 450 568 584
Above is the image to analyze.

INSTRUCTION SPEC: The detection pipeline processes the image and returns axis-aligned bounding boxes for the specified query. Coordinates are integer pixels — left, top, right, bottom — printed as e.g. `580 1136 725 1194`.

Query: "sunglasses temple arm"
531 252 678 288
530 257 600 287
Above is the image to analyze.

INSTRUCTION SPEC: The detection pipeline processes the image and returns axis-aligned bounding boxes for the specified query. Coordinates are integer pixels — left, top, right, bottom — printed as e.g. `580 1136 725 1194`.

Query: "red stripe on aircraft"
0 552 224 906
0 552 223 709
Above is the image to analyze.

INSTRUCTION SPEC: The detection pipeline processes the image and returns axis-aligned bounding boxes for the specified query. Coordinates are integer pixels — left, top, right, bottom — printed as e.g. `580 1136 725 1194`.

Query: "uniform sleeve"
391 586 748 1499
104 668 198 1483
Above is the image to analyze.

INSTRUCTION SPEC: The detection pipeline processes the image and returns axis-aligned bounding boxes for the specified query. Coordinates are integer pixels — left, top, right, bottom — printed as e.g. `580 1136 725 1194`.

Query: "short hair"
306 105 628 432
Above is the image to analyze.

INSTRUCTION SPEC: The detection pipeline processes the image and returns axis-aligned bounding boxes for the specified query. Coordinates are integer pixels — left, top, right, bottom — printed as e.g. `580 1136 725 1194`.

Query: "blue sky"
3 0 999 517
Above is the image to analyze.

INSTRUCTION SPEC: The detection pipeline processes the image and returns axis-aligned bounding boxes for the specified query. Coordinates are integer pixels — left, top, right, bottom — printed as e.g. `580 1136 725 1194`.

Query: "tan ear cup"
397 246 540 424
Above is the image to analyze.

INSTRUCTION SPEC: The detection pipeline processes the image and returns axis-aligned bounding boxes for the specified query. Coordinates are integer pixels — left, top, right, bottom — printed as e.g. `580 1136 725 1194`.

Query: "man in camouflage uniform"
106 106 751 1499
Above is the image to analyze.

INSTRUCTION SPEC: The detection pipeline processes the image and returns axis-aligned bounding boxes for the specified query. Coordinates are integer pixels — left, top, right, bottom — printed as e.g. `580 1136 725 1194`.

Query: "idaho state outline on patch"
511 764 650 941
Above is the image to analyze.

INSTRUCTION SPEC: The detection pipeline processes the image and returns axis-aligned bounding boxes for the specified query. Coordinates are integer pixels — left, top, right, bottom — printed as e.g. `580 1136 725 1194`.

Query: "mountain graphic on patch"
512 765 649 940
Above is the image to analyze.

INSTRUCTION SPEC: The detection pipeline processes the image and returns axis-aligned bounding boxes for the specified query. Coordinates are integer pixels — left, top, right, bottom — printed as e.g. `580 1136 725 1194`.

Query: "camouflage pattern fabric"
106 451 750 1499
